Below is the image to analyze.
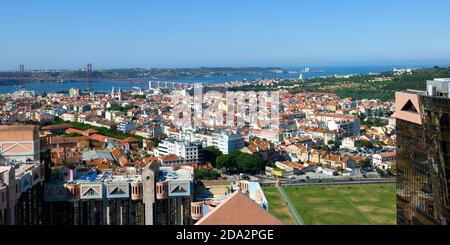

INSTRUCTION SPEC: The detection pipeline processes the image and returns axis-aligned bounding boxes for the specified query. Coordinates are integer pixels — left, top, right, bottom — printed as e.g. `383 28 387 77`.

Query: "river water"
0 65 428 94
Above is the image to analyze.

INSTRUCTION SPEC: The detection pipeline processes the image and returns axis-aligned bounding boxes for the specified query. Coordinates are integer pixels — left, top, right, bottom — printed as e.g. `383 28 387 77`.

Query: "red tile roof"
41 124 73 130
195 191 283 225
121 137 140 143
159 154 181 161
379 152 396 158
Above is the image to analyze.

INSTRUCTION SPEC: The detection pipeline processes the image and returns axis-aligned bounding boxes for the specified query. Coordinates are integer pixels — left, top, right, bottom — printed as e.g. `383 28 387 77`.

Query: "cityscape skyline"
2 0 450 233
1 0 450 70
3 60 450 72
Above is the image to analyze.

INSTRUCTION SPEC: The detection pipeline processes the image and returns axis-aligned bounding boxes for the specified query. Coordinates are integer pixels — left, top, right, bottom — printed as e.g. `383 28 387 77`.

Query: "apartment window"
440 113 450 127
442 141 449 155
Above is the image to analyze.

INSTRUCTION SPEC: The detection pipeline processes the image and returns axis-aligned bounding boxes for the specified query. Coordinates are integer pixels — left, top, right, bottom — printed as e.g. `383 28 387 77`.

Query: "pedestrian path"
277 187 305 225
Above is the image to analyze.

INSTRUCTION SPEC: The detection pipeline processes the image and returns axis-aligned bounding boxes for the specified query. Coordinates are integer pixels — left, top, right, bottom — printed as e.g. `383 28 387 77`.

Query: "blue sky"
1 0 450 69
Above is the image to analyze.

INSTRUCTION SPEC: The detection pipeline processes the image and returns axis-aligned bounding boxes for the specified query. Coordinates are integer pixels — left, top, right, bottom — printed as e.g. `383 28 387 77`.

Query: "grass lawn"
262 186 298 225
264 184 396 225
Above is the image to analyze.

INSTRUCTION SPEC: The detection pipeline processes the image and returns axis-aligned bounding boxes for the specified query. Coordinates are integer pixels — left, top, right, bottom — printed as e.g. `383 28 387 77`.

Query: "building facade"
174 130 245 155
42 162 194 225
157 140 203 163
0 125 46 225
372 152 396 170
395 78 450 225
43 170 146 225
0 125 40 163
0 162 45 225
200 132 245 155
153 166 194 225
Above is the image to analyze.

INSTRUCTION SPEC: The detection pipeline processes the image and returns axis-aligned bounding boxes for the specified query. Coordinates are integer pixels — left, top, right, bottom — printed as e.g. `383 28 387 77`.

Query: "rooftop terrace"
158 166 193 182
72 171 141 183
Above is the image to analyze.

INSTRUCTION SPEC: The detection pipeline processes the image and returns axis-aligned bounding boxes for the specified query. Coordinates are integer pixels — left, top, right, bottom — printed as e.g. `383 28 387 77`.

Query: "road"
257 175 396 186
277 187 305 225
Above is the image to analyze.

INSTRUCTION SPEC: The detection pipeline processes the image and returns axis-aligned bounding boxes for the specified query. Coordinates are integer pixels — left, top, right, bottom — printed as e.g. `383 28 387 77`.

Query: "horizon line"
1 60 450 72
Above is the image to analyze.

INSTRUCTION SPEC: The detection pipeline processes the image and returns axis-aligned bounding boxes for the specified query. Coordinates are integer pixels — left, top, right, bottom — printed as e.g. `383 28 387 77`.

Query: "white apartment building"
209 132 245 154
372 152 396 170
69 88 81 97
326 120 359 138
176 131 245 155
77 114 88 123
340 137 357 151
61 113 76 122
251 129 283 144
315 113 360 138
157 140 202 162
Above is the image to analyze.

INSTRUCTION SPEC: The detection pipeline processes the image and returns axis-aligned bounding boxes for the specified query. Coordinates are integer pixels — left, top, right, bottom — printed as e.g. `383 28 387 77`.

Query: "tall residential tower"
395 78 450 225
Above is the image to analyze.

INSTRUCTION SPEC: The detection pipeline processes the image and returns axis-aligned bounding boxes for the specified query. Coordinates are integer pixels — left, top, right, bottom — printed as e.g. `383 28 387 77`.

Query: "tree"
203 146 223 166
150 137 161 146
133 94 146 100
390 164 397 174
107 104 135 112
236 153 261 174
51 168 60 178
360 158 372 168
195 169 221 180
216 154 234 170
376 168 388 177
327 140 340 149
356 140 374 149
386 165 397 176
230 150 243 159
63 132 83 137
216 151 262 174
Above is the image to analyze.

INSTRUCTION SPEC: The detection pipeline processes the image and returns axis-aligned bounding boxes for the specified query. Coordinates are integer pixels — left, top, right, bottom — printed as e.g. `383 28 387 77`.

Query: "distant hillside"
227 66 450 102
330 66 450 101
0 67 286 84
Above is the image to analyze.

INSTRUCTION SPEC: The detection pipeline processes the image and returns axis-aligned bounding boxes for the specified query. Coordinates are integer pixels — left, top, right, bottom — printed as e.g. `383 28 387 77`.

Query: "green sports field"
263 186 298 225
263 184 396 225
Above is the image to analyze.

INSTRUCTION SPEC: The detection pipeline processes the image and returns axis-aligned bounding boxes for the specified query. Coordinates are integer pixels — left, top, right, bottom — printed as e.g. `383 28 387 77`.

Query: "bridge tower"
87 63 93 91
19 64 24 87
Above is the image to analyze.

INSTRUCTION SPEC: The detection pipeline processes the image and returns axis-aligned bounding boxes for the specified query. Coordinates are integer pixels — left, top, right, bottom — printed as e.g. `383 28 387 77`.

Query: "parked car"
239 173 250 180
